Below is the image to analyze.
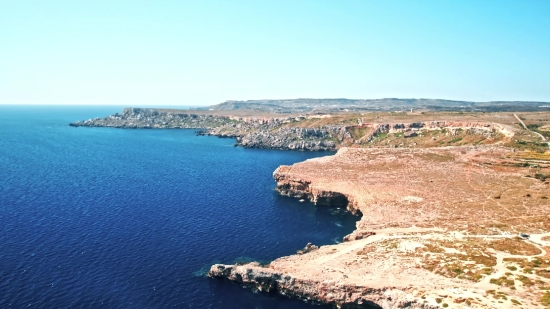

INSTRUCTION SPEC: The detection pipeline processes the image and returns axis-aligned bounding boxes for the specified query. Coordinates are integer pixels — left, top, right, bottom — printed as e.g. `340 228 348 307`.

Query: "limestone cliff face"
273 164 370 243
69 107 232 129
208 147 550 308
208 264 437 309
371 121 515 138
236 127 337 151
69 108 338 151
70 108 516 152
273 165 359 213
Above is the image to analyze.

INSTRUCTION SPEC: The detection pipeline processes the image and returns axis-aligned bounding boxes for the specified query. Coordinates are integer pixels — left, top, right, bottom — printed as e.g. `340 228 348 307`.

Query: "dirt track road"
514 113 550 150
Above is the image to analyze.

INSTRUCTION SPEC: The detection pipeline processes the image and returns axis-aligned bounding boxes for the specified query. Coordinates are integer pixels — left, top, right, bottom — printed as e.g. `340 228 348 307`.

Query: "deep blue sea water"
0 106 359 309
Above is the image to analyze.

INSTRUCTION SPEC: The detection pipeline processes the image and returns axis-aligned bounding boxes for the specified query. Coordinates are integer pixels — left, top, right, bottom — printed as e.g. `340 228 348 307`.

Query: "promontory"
71 99 550 308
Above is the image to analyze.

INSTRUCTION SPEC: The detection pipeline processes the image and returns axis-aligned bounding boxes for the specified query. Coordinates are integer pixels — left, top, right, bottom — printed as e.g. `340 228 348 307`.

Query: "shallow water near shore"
0 106 359 308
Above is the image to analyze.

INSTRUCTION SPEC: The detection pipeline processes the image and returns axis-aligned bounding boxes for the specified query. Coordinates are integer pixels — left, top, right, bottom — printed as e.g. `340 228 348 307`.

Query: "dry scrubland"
210 111 550 308
271 146 549 307
283 111 550 152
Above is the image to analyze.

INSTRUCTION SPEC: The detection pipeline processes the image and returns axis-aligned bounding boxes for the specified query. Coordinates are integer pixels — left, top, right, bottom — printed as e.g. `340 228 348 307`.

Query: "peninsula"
71 100 550 308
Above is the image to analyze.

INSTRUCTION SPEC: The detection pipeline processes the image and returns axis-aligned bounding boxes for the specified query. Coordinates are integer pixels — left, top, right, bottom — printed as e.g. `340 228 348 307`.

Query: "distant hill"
206 98 550 113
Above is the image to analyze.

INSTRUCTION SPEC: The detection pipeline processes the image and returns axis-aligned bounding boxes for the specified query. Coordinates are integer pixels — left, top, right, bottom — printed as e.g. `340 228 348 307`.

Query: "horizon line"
2 97 550 106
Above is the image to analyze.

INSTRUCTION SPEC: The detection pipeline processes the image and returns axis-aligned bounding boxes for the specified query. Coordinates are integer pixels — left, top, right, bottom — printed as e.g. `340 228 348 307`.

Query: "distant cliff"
70 108 338 151
70 107 521 151
69 107 234 129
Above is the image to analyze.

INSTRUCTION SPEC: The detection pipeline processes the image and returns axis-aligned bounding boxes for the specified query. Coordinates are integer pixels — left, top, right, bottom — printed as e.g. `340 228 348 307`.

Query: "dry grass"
281 111 521 127
504 256 550 269
272 136 550 308
277 146 550 234
517 275 535 287
490 275 516 288
488 238 542 255
508 151 550 161
418 238 497 282
541 291 550 307
366 129 507 149
271 110 549 151
156 109 550 153
486 289 510 300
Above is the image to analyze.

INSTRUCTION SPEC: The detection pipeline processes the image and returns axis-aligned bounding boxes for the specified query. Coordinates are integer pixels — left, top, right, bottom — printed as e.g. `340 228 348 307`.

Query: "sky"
1 1 549 106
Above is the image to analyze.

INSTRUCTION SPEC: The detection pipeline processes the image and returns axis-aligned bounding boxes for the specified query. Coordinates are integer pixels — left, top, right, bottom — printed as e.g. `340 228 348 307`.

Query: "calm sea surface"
0 106 359 308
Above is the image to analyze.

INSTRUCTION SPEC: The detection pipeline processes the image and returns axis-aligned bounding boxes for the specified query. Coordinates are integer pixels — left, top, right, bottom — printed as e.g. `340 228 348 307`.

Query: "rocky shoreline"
208 147 550 309
70 108 550 307
70 107 338 151
208 263 436 309
70 107 517 152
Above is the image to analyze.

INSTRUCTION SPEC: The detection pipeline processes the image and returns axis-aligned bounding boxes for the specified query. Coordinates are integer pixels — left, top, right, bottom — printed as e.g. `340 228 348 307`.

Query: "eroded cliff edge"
70 107 535 152
69 107 338 151
209 147 550 308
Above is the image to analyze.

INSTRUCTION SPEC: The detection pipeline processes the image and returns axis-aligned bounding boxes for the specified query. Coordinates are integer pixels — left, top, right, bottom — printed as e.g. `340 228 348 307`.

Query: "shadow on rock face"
315 192 348 208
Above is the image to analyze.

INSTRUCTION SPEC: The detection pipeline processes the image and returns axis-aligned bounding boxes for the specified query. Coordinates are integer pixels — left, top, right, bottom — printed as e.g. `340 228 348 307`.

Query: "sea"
0 105 359 309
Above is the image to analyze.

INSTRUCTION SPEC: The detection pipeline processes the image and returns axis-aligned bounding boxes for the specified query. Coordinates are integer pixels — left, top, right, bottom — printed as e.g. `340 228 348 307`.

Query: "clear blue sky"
1 0 549 105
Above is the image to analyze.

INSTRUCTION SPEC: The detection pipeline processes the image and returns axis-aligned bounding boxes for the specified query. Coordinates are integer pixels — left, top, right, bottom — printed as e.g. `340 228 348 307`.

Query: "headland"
71 99 550 308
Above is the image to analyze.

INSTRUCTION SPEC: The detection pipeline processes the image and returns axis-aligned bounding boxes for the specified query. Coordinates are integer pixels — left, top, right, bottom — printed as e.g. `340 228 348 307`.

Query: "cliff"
70 108 337 151
236 127 336 151
70 108 523 152
208 263 438 309
69 107 234 129
209 147 550 308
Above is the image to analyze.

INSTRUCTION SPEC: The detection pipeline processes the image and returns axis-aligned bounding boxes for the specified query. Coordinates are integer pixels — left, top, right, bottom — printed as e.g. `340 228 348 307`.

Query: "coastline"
69 107 533 152
70 107 338 151
208 147 550 308
70 108 550 308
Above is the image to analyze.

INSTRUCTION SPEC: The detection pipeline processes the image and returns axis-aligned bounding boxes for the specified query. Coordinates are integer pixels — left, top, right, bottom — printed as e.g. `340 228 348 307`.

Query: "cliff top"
264 146 550 308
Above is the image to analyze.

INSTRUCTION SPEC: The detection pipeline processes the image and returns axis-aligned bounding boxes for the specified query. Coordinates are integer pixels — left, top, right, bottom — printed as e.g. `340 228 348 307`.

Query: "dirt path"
530 232 550 247
514 113 550 150
475 237 548 292
319 228 548 265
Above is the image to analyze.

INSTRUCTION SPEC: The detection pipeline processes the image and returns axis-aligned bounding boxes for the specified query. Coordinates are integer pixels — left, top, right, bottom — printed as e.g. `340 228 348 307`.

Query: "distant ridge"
207 98 549 113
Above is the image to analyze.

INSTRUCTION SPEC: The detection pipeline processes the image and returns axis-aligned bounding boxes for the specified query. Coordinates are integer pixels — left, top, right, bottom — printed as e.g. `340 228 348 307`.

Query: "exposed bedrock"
211 146 550 308
273 166 359 214
273 165 373 243
235 127 337 151
274 176 351 208
70 108 518 152
208 264 436 309
70 108 337 151
372 121 515 138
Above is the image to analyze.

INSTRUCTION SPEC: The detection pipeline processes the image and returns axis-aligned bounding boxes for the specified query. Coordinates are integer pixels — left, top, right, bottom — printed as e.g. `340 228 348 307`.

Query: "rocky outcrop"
69 107 234 129
208 146 550 308
343 231 376 242
273 165 359 213
297 242 319 255
236 127 337 151
70 108 517 152
371 121 515 138
70 108 338 151
208 264 437 309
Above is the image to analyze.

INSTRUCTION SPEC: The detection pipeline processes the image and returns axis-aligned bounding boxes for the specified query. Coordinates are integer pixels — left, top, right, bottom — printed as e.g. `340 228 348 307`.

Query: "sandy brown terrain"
115 108 550 307
275 147 549 233
211 144 550 308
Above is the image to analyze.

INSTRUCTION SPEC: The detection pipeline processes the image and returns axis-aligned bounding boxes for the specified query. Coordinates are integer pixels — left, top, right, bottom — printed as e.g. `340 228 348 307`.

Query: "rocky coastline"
70 107 338 151
70 107 517 152
208 263 436 309
71 108 550 307
209 147 550 308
